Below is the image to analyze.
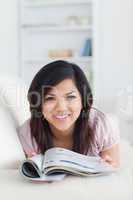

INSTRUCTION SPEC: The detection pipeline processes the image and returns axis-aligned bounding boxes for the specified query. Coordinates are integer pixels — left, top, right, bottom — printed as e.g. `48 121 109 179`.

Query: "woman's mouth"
54 114 71 120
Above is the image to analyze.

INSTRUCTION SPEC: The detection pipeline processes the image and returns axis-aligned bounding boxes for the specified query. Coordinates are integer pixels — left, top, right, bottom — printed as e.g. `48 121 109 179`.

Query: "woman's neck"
49 125 74 150
53 138 73 150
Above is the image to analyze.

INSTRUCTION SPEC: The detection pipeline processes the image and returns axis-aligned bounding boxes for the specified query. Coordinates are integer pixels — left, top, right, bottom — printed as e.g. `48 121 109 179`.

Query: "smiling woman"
18 60 120 168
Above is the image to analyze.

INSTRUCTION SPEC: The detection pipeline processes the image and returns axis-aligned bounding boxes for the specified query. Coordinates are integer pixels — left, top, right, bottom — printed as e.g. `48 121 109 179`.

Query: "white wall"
0 0 19 75
95 0 133 113
93 0 133 143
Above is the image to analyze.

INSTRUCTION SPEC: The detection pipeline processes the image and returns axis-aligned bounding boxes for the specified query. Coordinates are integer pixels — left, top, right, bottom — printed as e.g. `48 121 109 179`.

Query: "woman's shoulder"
17 118 31 136
89 107 106 127
17 118 39 156
89 107 120 152
89 107 120 131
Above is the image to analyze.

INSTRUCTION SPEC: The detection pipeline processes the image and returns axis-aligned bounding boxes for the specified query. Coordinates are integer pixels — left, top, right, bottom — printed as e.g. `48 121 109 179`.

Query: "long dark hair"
28 60 94 155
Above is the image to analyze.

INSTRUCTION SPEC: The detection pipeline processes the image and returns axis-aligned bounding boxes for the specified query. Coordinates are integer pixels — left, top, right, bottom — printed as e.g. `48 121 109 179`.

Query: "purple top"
17 108 120 157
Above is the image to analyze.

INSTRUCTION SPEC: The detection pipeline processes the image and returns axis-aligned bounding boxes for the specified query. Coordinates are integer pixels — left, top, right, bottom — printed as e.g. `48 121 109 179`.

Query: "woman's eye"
67 95 76 100
44 97 55 101
44 95 76 102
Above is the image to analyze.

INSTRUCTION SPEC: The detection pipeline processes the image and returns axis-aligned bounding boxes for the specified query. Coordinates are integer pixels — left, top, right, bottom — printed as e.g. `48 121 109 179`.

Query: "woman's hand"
25 151 37 159
100 143 120 168
101 154 118 168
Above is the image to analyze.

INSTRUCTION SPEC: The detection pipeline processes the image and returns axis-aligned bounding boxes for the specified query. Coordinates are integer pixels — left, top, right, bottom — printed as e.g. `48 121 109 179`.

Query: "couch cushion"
0 74 30 127
0 105 25 169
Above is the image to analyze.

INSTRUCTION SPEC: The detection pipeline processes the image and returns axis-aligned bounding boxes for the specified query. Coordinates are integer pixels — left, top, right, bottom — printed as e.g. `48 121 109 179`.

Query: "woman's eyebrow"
46 91 76 96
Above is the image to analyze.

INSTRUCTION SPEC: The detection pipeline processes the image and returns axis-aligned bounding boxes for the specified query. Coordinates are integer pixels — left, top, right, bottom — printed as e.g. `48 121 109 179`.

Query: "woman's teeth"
55 114 69 119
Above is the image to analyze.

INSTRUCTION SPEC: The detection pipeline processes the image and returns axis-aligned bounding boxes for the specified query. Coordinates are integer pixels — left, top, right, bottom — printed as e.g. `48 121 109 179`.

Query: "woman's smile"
54 113 71 120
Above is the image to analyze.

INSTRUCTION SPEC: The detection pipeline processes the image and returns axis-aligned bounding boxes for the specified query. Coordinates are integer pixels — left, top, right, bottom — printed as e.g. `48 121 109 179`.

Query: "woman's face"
42 78 82 136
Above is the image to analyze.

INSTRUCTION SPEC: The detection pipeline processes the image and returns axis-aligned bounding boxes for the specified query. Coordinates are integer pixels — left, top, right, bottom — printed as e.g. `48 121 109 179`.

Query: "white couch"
0 75 133 200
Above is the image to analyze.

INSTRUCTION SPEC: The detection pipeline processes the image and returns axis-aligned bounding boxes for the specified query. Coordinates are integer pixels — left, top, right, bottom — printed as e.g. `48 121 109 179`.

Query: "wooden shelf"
22 24 92 32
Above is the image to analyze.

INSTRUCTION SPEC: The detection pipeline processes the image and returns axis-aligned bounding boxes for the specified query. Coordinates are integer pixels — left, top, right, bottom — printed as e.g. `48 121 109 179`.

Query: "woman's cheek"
72 101 82 111
42 102 56 115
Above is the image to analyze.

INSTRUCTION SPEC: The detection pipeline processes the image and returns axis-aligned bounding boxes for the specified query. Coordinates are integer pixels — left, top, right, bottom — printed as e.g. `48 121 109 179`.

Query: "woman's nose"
56 99 68 110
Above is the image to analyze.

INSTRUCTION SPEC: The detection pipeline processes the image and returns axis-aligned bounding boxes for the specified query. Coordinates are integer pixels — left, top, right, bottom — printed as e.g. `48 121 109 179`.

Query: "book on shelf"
79 38 92 57
19 147 116 182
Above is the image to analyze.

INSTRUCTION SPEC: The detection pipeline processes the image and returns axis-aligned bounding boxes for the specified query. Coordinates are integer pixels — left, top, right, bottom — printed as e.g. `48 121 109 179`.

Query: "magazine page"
44 147 115 174
44 159 115 175
20 153 66 181
44 166 109 177
20 154 44 178
27 154 43 171
20 170 66 182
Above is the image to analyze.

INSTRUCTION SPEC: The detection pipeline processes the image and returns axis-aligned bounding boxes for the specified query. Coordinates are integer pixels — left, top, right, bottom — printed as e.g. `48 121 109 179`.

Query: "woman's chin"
51 123 74 133
53 126 72 132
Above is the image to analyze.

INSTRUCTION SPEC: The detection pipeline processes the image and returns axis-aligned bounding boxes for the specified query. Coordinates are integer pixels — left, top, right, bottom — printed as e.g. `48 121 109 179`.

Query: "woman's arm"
25 152 37 159
100 143 120 168
17 119 38 159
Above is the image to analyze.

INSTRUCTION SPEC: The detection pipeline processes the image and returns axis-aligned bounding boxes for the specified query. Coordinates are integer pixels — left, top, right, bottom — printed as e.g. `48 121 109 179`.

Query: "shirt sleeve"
17 119 38 157
95 113 120 152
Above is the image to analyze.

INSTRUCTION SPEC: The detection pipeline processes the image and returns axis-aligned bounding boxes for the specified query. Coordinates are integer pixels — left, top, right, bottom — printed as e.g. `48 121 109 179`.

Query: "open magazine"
19 147 116 182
